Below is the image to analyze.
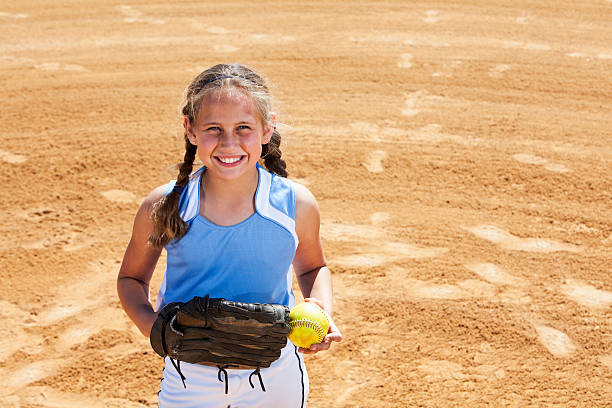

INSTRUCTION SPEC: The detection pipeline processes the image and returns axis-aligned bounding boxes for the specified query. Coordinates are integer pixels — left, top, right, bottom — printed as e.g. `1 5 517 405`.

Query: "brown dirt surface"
1 1 611 407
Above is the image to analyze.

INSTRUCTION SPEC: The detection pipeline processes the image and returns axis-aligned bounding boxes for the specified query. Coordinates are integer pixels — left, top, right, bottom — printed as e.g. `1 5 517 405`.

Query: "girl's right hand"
298 297 343 354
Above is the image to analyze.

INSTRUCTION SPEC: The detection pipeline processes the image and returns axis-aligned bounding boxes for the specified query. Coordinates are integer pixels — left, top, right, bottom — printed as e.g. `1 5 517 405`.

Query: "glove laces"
170 358 187 388
161 306 187 389
249 368 266 392
216 365 267 394
217 365 230 394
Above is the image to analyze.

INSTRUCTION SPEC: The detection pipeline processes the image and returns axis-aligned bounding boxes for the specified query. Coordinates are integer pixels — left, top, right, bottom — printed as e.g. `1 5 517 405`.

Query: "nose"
219 129 238 147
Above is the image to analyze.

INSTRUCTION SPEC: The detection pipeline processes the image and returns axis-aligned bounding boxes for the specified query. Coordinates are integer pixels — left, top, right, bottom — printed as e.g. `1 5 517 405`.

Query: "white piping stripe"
255 167 299 250
179 169 203 222
286 266 296 308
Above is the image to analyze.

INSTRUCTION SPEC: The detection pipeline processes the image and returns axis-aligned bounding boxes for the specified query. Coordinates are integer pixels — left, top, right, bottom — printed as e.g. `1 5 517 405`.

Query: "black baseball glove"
150 295 290 391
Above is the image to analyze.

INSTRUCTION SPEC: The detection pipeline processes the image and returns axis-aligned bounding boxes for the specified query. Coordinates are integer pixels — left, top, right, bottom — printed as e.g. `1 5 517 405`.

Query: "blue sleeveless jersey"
155 164 299 311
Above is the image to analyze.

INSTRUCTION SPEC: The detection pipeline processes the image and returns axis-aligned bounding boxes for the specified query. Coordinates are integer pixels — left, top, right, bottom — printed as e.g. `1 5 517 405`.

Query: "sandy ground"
1 0 612 407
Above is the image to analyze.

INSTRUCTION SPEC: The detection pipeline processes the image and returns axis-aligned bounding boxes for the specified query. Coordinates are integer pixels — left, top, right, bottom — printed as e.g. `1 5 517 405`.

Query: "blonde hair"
148 63 287 248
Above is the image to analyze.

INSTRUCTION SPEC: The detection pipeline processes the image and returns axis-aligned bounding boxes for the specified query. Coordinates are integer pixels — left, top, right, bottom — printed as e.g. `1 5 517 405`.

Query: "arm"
116 186 166 337
292 183 342 353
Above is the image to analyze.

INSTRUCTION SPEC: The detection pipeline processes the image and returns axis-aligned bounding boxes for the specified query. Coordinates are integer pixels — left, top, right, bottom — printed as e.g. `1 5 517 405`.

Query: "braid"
261 128 287 177
148 135 197 248
177 135 197 186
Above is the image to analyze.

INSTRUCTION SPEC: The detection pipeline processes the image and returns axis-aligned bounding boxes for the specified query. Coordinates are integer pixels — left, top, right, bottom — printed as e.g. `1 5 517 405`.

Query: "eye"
205 126 221 133
237 125 252 131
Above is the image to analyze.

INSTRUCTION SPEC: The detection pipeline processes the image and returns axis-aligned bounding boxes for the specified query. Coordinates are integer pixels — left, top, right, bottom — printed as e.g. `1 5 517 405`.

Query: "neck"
201 166 260 205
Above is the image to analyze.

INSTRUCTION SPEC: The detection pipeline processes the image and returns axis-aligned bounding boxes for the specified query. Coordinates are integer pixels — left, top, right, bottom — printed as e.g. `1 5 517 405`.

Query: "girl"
117 63 342 407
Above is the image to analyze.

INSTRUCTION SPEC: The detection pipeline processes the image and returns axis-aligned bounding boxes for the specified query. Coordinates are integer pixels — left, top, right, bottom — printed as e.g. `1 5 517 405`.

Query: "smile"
215 155 245 166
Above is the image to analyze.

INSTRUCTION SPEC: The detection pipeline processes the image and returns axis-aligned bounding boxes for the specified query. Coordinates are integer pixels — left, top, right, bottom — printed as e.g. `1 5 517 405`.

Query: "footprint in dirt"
250 34 296 43
334 242 448 268
369 212 390 224
101 189 137 203
464 263 525 287
407 279 469 300
513 153 570 173
402 90 426 116
0 261 144 399
409 124 481 146
561 279 612 310
417 360 467 380
117 5 164 24
361 150 387 173
515 13 533 24
213 44 239 53
383 268 469 300
422 10 441 23
349 121 407 143
0 301 44 361
13 213 107 252
504 41 551 51
532 323 577 357
488 64 512 78
34 62 89 72
565 52 611 60
1 360 67 397
463 224 581 253
462 263 531 304
320 221 382 242
600 355 612 371
0 12 28 19
37 260 133 333
0 149 26 164
206 25 231 34
321 219 447 268
398 53 413 68
402 90 458 117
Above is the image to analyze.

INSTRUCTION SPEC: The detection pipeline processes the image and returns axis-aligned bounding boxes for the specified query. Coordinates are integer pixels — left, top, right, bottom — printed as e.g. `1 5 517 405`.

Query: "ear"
262 112 276 145
184 115 197 145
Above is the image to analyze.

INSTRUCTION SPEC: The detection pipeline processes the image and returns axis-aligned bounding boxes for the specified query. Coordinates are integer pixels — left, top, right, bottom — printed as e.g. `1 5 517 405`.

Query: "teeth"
218 156 241 164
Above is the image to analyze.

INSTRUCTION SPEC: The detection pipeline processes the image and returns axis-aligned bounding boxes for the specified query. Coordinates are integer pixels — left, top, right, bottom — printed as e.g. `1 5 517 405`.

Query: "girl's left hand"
298 297 343 354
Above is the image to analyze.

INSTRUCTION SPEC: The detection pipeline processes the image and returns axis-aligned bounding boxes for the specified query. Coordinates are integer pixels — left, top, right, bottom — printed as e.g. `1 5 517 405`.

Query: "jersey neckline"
192 164 263 228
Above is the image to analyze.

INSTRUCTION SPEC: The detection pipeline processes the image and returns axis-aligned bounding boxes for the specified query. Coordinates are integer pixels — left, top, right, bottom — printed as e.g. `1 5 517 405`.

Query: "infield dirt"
1 1 611 407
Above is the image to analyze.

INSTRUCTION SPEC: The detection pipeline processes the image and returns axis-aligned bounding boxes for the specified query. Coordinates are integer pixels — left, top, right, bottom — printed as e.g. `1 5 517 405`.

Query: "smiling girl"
117 63 341 407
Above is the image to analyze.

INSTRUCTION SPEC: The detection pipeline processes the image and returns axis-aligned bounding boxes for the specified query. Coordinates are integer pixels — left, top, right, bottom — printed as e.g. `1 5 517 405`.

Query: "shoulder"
292 181 321 229
133 184 168 227
122 184 169 255
293 182 318 209
140 184 168 213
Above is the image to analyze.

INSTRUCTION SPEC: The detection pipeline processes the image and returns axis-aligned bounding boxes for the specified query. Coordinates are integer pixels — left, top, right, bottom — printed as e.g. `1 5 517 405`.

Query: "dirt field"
1 1 611 407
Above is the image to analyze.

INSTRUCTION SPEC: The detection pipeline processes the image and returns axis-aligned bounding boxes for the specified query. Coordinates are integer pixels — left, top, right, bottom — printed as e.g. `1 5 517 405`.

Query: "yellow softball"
288 302 330 348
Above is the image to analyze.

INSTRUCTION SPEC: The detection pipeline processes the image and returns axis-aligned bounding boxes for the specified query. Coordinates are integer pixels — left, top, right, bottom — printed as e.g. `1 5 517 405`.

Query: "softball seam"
289 319 327 343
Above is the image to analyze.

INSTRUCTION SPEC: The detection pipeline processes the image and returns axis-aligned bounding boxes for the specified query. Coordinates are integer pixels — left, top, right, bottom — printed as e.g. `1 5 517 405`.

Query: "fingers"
298 327 342 354
298 338 335 354
299 339 330 354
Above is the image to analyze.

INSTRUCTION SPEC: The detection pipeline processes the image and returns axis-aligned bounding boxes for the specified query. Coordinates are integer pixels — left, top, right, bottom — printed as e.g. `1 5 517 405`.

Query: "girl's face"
185 89 274 182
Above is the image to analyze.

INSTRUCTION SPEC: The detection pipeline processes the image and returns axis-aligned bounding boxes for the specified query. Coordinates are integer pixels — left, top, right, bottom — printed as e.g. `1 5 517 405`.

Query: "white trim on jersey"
255 165 299 250
178 167 205 222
